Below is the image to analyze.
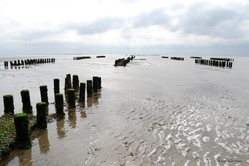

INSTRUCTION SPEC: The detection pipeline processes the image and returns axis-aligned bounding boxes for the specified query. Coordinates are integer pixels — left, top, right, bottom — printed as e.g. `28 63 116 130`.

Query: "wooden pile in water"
73 56 91 60
114 55 135 67
171 57 184 61
4 58 55 69
195 57 234 68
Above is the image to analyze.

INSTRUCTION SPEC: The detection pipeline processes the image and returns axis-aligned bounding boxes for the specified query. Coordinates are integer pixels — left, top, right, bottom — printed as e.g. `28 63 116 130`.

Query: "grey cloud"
68 17 125 35
133 8 170 28
130 2 249 40
176 2 249 39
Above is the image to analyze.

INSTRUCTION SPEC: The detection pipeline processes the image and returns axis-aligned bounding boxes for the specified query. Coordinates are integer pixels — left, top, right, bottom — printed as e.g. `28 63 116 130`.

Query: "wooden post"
66 74 72 89
21 90 33 114
55 93 64 116
98 77 102 89
93 76 98 92
4 61 8 68
54 78 60 94
87 80 93 97
79 82 85 101
14 113 31 148
67 89 75 108
73 75 79 90
36 102 47 129
40 85 49 105
3 94 14 114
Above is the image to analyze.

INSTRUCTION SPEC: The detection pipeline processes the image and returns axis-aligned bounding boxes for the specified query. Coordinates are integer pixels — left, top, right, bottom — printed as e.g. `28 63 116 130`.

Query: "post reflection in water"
68 109 76 128
38 129 50 154
18 149 32 166
80 111 87 118
92 92 101 106
87 96 93 108
56 118 66 139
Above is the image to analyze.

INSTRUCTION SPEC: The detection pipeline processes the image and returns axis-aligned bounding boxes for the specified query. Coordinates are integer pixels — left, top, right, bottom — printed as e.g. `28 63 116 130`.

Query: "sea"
0 54 248 165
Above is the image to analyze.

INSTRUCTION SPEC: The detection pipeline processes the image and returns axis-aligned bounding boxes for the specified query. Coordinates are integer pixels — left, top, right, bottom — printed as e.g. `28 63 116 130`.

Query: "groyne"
4 58 55 69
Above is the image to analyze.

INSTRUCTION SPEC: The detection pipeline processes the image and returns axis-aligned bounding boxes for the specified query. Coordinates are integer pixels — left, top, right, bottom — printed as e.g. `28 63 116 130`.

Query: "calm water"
0 55 249 165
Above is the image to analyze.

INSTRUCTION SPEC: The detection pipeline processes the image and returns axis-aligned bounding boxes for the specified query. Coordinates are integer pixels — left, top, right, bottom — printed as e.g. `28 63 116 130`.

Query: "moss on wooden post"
36 102 47 129
40 85 48 105
87 80 93 97
93 76 98 92
3 94 14 114
67 89 75 108
79 82 85 101
14 113 31 149
55 93 64 116
20 90 33 114
73 75 79 90
54 78 60 94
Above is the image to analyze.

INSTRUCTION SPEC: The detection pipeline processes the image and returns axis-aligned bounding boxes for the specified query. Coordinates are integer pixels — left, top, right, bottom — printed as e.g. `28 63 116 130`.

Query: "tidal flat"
0 55 249 165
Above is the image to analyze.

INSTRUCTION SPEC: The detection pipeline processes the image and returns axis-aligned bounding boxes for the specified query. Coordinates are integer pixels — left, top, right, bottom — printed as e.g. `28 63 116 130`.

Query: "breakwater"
114 55 135 67
4 58 55 69
0 74 102 160
171 57 184 61
73 56 91 60
195 57 234 68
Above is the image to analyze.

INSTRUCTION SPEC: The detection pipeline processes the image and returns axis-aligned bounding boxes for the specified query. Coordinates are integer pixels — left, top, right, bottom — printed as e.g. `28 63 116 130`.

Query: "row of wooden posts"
2 74 102 150
4 58 55 68
73 55 106 60
195 58 233 68
114 55 135 66
171 57 184 61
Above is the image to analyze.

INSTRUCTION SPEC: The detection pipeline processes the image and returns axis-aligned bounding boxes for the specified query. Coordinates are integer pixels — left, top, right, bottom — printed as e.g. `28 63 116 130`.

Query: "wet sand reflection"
68 109 76 128
37 129 50 154
56 118 66 139
80 111 87 118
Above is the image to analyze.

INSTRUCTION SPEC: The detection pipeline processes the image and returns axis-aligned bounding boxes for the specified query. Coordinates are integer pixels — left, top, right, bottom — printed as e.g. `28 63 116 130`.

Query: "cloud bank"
0 0 249 55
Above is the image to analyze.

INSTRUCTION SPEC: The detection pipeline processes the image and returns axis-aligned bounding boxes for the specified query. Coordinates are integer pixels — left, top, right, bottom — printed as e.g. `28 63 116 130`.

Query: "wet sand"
0 55 249 165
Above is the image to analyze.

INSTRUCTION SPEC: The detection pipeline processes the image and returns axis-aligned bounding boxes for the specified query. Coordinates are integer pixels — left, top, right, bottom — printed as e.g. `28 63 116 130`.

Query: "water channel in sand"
0 55 249 165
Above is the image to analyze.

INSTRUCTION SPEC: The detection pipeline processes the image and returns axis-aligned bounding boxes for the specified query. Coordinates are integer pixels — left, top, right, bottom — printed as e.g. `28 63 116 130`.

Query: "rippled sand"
0 55 249 165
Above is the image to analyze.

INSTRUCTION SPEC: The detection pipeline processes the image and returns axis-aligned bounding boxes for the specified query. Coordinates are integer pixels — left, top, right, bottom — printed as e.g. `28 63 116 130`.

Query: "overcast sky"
0 0 249 56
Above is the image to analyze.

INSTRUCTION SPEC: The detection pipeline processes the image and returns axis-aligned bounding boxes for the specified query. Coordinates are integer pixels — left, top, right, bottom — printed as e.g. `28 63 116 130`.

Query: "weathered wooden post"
55 93 64 116
93 76 99 92
21 90 33 114
54 78 60 94
66 74 72 89
98 77 102 89
87 80 93 97
36 102 47 129
3 94 14 114
73 75 79 90
40 85 48 105
4 61 8 68
67 89 75 108
79 82 85 101
14 113 31 148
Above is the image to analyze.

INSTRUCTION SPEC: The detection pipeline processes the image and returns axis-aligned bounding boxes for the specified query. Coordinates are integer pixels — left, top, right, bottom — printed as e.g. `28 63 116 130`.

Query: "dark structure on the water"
73 56 91 60
4 58 55 69
114 55 135 67
194 57 234 68
171 57 184 61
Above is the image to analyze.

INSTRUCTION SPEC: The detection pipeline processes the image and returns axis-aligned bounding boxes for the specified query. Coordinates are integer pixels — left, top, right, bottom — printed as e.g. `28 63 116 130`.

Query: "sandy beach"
0 55 249 165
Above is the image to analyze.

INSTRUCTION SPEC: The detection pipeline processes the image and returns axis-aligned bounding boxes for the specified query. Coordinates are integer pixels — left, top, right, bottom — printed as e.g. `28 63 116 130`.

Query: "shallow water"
0 55 249 165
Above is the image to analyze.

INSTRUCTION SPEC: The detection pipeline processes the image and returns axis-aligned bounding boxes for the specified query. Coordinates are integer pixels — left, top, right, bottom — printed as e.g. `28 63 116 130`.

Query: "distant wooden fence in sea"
73 56 91 60
194 57 234 68
4 58 55 69
114 55 135 67
171 57 184 61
